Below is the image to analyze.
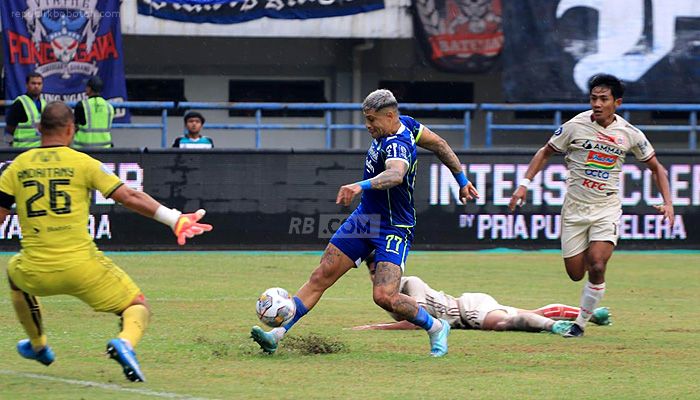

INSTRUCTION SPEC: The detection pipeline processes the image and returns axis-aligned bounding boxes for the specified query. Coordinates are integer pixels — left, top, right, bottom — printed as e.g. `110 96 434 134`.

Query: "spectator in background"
73 76 115 148
4 72 45 148
172 111 214 148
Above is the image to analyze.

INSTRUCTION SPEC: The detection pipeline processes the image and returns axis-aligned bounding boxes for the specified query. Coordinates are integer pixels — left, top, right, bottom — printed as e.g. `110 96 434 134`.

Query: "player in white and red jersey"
509 74 674 338
352 253 611 333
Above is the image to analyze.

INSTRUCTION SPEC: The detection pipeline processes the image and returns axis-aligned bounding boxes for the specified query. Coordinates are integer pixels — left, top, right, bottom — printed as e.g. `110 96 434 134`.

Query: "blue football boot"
428 319 450 357
251 326 279 354
106 338 145 382
17 339 55 366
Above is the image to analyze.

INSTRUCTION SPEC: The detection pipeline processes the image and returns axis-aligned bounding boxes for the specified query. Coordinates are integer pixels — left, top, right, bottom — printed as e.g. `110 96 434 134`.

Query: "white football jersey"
548 110 655 203
388 276 468 329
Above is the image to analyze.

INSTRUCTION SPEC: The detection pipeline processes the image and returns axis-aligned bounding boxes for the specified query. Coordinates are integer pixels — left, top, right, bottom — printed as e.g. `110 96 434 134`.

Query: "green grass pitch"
1 251 699 399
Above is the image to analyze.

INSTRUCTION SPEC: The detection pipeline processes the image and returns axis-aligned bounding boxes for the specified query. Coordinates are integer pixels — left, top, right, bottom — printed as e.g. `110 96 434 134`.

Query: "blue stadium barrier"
2 101 698 149
0 101 176 148
482 103 700 150
179 102 477 149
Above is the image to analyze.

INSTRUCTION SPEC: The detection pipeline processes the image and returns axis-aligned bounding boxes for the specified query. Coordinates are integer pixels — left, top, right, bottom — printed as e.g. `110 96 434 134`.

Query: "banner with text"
413 0 502 73
1 0 129 121
137 0 385 24
0 150 696 250
501 0 700 102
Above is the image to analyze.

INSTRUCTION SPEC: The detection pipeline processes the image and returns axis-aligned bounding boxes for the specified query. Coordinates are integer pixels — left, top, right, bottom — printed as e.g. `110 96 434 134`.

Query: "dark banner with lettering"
0 0 129 121
137 0 385 24
413 0 502 73
501 0 700 102
0 150 697 250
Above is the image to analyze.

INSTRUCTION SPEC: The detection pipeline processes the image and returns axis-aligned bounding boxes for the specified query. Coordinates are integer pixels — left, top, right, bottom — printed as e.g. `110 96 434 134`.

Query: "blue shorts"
329 210 413 270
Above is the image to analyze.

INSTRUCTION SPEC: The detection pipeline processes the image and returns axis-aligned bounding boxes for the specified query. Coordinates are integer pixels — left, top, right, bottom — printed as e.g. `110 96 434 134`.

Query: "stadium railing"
2 101 698 149
178 102 477 149
482 103 699 150
0 101 176 148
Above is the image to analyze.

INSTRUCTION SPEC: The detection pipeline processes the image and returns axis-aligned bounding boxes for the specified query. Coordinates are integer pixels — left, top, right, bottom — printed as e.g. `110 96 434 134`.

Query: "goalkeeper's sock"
118 304 150 348
11 289 47 350
574 282 606 328
409 307 442 334
282 296 309 332
535 304 580 320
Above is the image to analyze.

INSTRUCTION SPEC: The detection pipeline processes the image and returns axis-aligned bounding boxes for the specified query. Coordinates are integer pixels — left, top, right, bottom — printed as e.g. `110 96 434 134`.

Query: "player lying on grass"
352 252 611 333
0 101 212 382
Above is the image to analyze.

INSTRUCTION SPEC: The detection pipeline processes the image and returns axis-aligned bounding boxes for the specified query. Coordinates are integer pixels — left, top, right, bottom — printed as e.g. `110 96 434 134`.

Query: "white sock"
271 327 287 341
575 282 606 328
427 317 442 334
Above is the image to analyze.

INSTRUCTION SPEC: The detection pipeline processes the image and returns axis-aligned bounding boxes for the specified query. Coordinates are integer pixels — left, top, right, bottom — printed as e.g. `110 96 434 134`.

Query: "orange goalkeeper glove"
173 209 213 245
155 206 213 245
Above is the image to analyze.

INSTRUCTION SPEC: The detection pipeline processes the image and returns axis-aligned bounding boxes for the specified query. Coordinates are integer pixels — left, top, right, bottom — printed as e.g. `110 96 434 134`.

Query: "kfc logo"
582 178 606 191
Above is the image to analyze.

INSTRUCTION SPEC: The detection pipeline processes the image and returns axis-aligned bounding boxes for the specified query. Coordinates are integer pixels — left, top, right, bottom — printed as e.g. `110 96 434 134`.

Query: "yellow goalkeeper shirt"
0 146 123 270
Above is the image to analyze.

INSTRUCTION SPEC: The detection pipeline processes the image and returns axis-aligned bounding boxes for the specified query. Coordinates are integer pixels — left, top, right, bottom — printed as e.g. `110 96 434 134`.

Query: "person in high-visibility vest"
4 72 45 148
73 76 114 148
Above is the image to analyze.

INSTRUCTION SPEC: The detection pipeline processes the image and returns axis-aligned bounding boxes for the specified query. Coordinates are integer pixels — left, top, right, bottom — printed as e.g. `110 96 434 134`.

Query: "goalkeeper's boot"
590 307 611 326
428 319 450 357
551 320 574 335
563 323 585 338
17 339 55 366
106 338 145 382
251 326 278 354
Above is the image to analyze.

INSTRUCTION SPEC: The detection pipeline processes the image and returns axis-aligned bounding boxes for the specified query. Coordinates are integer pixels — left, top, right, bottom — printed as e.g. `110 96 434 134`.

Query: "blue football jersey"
358 116 420 227
400 115 425 143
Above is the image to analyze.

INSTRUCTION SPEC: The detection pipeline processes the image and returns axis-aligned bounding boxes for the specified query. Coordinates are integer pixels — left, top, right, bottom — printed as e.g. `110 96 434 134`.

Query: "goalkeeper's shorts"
8 252 142 314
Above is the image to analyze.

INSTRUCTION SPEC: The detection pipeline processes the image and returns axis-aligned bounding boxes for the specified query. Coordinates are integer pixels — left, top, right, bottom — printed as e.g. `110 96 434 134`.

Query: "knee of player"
588 261 607 276
130 293 151 311
567 271 586 281
372 291 393 311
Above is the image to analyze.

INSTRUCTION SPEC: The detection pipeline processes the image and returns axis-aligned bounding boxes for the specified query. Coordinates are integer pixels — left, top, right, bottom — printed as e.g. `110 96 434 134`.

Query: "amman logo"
23 0 102 79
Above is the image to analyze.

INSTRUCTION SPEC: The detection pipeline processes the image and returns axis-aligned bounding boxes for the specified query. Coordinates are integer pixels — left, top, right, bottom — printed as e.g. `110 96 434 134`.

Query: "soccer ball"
256 287 296 328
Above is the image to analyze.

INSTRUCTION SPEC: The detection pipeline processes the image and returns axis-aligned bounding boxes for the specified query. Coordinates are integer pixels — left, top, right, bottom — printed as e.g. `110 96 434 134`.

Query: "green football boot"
251 326 279 354
551 320 574 335
590 307 612 326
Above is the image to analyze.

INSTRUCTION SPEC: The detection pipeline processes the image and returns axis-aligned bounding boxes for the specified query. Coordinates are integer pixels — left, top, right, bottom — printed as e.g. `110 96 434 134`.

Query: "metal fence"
482 103 699 150
2 101 698 149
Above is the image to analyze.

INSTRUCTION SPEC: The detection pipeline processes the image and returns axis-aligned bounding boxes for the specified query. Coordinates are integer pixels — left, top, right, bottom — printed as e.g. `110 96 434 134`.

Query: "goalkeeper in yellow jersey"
0 101 212 382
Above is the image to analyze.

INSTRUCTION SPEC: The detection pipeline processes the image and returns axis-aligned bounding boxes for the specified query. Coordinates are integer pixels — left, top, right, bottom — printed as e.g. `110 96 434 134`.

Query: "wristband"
357 179 372 190
453 171 470 188
154 205 181 229
519 178 531 188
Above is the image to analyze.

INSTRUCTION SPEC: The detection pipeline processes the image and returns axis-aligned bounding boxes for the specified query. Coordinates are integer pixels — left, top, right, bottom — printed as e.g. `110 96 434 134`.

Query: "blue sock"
409 307 434 331
282 296 309 332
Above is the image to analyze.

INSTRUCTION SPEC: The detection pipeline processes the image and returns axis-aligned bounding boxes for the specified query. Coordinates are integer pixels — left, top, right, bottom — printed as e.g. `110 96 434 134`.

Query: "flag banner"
413 0 503 73
137 0 385 24
501 0 700 102
1 0 129 121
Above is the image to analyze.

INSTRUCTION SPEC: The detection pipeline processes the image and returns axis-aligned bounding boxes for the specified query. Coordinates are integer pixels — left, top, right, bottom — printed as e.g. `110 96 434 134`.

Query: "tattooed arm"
416 126 462 173
417 126 479 203
336 160 408 206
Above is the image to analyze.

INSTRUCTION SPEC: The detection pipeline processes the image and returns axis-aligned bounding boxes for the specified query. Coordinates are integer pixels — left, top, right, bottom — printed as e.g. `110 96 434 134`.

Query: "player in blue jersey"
251 89 478 357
